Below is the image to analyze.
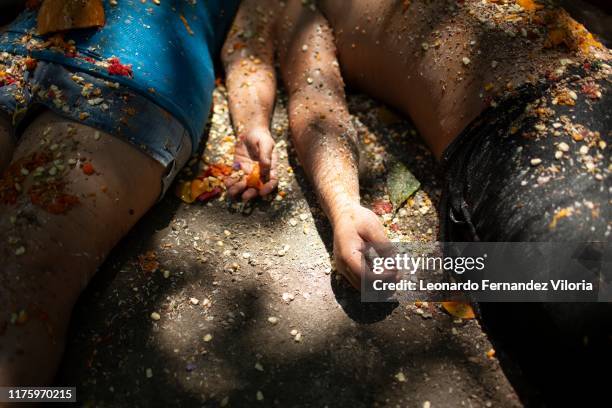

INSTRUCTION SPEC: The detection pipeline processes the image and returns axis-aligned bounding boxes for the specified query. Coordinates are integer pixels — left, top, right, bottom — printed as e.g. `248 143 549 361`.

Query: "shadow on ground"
55 90 520 407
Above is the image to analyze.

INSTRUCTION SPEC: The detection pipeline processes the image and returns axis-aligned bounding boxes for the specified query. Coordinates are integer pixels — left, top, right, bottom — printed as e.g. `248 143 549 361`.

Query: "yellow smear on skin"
517 0 544 12
490 1 604 56
544 9 604 55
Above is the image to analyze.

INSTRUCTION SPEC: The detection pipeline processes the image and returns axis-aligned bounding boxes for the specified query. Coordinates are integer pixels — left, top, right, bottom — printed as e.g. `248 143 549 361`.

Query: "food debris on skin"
81 162 95 175
0 149 81 215
0 30 146 217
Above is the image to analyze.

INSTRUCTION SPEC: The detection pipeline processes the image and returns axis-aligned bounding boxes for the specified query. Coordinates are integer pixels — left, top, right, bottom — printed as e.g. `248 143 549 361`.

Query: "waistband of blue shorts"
0 61 191 198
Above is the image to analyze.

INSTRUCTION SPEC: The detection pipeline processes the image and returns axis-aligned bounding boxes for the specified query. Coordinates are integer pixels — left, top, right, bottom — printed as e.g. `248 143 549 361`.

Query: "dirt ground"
55 87 522 407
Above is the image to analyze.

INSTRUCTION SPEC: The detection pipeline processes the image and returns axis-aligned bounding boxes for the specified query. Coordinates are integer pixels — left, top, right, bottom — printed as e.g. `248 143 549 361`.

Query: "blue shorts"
0 0 239 194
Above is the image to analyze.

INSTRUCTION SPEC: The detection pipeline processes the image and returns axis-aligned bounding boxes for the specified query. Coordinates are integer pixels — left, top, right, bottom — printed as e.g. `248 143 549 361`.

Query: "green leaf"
387 162 420 211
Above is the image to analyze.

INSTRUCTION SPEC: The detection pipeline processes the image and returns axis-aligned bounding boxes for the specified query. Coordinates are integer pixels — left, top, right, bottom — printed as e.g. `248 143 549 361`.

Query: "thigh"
449 73 611 329
0 110 165 385
1 109 165 303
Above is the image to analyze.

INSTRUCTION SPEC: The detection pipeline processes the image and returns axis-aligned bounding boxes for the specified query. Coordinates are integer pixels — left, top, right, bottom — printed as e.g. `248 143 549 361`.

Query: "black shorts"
439 60 611 336
440 61 610 243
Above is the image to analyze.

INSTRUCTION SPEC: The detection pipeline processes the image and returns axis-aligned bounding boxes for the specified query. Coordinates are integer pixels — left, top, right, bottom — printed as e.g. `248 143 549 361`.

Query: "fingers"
228 176 275 201
335 238 366 290
227 174 275 201
227 178 247 198
358 212 395 259
229 129 277 201
356 213 398 285
244 129 275 179
243 133 260 160
259 147 278 196
241 187 258 202
259 180 277 197
224 174 240 188
359 219 388 243
257 135 274 178
344 248 365 289
336 256 360 290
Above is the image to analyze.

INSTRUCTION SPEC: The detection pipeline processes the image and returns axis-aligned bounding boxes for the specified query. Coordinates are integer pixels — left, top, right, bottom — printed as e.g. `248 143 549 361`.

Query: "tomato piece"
372 200 393 215
190 178 210 201
441 301 476 319
204 163 233 178
175 181 195 203
246 162 264 189
197 187 222 202
82 162 95 175
107 57 133 77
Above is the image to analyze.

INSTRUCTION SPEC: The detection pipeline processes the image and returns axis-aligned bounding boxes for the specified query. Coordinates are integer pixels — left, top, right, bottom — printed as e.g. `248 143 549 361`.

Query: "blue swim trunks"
0 0 239 194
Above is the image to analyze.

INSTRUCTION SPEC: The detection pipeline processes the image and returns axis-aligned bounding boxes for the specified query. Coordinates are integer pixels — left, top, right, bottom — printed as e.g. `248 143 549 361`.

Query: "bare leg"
0 110 164 387
0 113 14 171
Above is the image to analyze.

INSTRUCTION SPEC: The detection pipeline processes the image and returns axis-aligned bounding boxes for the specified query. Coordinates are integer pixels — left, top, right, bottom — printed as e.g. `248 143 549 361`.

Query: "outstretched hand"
333 204 396 290
226 128 278 202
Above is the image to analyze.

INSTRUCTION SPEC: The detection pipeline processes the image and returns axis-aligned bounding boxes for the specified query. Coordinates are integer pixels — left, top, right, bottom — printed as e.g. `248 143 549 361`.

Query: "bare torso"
318 0 610 157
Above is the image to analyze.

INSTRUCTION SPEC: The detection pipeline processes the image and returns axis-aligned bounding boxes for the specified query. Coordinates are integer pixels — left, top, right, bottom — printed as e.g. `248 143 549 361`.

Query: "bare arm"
277 1 389 288
221 0 280 200
277 3 358 224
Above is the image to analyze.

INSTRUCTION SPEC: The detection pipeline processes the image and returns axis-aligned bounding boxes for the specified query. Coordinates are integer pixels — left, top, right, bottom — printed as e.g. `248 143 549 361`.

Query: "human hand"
226 127 278 201
333 203 395 290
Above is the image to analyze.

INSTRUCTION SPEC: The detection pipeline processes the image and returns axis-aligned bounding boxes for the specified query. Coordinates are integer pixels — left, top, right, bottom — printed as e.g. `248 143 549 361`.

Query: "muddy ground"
54 87 523 408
